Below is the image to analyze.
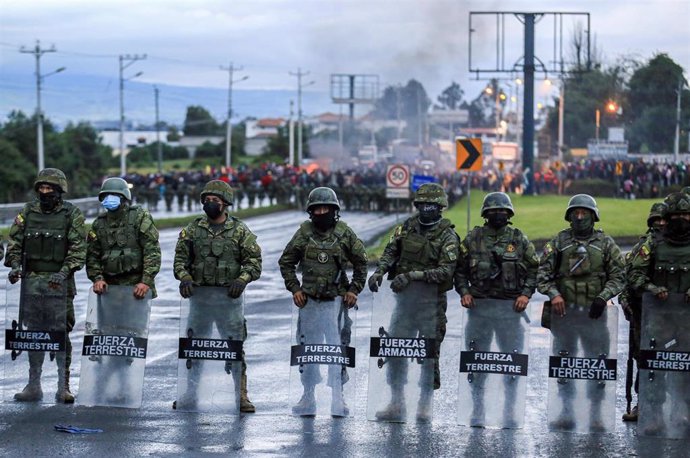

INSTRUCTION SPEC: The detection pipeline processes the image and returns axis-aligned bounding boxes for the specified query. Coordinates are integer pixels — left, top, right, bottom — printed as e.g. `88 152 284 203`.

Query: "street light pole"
558 80 565 161
154 86 162 173
20 40 64 172
119 54 146 177
674 78 683 163
221 63 248 170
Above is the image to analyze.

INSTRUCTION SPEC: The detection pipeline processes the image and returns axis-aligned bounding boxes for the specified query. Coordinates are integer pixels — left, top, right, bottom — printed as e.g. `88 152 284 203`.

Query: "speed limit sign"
386 164 410 198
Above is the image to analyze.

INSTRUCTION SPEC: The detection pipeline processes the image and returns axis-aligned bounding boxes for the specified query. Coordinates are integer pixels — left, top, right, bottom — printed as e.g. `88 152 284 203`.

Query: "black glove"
8 267 21 284
368 272 383 292
179 280 194 298
589 297 607 319
390 273 411 293
48 271 68 288
228 279 247 298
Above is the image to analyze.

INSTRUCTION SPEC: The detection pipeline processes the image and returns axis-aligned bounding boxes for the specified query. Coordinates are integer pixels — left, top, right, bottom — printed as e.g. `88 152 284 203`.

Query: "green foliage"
375 80 431 125
264 125 308 161
183 105 222 136
0 138 35 202
565 178 618 197
436 82 464 110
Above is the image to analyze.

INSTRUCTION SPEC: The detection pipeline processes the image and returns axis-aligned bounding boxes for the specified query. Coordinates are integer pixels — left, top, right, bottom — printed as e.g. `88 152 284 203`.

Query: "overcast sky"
1 0 689 101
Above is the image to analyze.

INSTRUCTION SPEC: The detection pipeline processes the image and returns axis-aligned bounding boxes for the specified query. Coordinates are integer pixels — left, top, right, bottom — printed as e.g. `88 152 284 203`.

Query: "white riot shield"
547 304 618 433
457 299 531 429
367 281 438 423
175 287 244 414
77 286 152 408
289 299 356 417
638 293 690 439
4 278 67 404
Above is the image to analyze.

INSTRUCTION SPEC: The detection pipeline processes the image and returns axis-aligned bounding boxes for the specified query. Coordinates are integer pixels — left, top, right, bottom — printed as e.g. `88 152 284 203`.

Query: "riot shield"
547 303 618 433
4 278 67 404
457 299 530 429
638 293 690 439
289 299 356 417
175 287 244 414
367 281 438 423
77 286 152 408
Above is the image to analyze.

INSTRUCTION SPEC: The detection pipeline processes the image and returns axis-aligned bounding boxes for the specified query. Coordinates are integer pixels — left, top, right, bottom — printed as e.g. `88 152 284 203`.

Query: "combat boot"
416 389 433 422
375 389 406 422
56 369 75 404
550 402 576 430
240 371 255 413
470 395 486 427
15 352 44 402
589 405 606 432
330 387 349 417
292 386 316 416
622 405 638 422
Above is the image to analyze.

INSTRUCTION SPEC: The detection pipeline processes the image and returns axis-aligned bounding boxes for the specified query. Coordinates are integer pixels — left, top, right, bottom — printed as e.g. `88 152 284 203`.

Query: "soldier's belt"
306 294 336 302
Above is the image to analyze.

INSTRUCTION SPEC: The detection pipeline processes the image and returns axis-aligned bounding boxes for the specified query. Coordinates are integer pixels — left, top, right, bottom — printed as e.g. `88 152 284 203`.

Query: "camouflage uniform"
87 177 161 297
537 194 624 428
371 183 459 394
628 193 690 428
173 180 262 413
454 192 539 425
278 187 368 416
4 168 86 403
619 202 666 421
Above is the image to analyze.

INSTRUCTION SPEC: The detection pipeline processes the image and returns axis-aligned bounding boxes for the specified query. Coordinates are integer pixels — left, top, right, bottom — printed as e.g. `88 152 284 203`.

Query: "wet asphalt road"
1 209 689 456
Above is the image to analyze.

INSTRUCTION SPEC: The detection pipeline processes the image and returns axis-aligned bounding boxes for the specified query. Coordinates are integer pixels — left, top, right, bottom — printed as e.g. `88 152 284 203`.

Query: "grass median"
367 192 659 262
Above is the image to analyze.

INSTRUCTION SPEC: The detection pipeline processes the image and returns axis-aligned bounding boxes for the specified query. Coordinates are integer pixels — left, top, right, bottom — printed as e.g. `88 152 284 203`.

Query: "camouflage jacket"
455 224 539 299
86 204 161 297
374 216 459 292
278 220 368 298
4 199 86 295
173 213 262 286
537 228 624 304
628 231 690 294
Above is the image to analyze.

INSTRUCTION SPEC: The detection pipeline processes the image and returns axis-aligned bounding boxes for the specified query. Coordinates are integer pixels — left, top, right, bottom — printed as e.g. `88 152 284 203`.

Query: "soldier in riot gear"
628 192 690 434
4 168 86 403
279 187 368 417
368 183 459 421
619 202 667 422
173 180 262 413
454 192 539 427
87 177 161 298
537 194 624 430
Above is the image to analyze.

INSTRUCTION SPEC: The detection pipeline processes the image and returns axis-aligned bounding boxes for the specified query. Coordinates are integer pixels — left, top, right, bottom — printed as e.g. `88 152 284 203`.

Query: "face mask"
311 211 337 231
417 203 442 226
101 194 121 212
486 212 510 229
570 214 594 236
38 191 60 211
665 218 690 240
203 201 224 219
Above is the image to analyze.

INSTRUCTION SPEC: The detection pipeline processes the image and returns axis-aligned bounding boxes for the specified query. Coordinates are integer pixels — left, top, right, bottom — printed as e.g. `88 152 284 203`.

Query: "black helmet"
565 194 600 222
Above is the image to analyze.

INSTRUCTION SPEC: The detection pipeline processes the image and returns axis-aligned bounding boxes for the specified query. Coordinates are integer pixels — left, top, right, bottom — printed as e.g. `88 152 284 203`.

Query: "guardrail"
0 197 101 225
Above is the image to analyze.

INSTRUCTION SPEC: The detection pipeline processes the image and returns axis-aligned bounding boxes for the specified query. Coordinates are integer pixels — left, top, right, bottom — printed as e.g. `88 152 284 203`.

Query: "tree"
437 82 464 110
626 53 690 153
183 106 222 136
0 138 35 202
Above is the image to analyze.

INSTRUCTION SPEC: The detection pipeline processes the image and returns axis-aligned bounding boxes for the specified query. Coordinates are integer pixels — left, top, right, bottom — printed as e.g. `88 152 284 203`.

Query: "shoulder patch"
180 228 187 238
87 230 97 242
445 243 457 261
640 245 650 260
543 242 554 256
14 214 24 226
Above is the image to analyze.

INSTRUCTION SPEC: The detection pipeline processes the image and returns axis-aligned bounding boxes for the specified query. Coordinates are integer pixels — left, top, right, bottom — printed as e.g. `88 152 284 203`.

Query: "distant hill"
0 72 335 128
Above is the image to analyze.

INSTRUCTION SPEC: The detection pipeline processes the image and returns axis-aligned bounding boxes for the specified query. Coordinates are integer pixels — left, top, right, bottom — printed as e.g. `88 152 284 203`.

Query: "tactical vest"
23 202 73 273
555 230 607 305
651 237 690 293
94 206 144 277
189 216 241 286
467 226 525 296
299 221 347 299
394 219 453 291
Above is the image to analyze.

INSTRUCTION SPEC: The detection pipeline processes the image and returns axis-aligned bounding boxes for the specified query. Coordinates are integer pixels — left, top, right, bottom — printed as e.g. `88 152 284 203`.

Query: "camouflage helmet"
647 202 667 227
306 187 340 212
481 192 514 217
98 177 132 201
34 168 68 194
565 194 600 222
663 192 690 216
414 183 448 208
200 180 234 205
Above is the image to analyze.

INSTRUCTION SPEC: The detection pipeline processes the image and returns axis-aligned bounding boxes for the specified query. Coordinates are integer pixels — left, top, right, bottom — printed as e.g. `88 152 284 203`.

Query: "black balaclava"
38 186 61 212
311 207 338 231
203 201 224 219
417 203 442 226
570 210 595 238
665 216 690 242
486 211 510 229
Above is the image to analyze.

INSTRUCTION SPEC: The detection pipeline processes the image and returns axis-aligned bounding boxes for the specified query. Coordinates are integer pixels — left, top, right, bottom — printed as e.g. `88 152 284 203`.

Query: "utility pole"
557 79 565 161
290 68 314 166
21 40 64 172
289 99 295 166
154 86 162 173
674 78 683 163
221 62 248 170
119 54 146 176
